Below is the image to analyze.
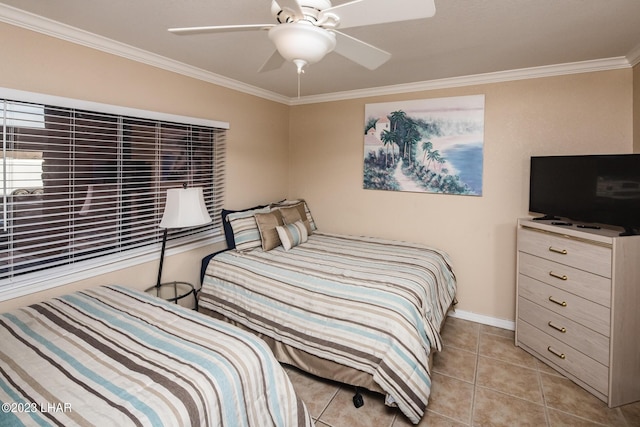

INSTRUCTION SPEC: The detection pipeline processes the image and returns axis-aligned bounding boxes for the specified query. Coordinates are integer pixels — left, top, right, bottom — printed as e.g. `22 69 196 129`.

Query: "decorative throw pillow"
221 204 267 249
271 199 317 232
279 204 305 228
276 221 308 251
226 207 270 251
279 202 315 235
254 210 284 251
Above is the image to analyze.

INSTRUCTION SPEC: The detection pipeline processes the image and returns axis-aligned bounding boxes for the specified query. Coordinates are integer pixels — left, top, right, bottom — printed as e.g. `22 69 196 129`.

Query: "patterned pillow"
221 204 267 249
254 210 284 251
276 221 308 251
226 207 270 251
274 200 317 234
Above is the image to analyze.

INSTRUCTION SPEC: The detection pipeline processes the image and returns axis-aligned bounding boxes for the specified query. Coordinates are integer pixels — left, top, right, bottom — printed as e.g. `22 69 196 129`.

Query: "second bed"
199 224 457 425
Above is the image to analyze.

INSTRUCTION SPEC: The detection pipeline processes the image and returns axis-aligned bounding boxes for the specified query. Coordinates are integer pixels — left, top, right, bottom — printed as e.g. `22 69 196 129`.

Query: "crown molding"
290 56 631 105
0 3 290 105
627 42 640 67
1 3 635 107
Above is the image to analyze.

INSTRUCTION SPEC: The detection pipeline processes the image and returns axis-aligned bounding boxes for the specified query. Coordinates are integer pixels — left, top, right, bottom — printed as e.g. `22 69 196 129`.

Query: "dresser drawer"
518 297 609 365
519 252 611 307
519 274 610 336
518 228 612 277
517 320 608 396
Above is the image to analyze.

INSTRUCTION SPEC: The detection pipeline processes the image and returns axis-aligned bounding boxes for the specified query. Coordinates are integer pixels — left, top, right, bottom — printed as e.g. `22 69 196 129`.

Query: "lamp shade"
159 187 211 229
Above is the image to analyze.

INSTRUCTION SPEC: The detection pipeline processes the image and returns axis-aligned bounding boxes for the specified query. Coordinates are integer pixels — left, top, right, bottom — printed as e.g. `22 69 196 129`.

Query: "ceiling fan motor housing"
271 0 333 24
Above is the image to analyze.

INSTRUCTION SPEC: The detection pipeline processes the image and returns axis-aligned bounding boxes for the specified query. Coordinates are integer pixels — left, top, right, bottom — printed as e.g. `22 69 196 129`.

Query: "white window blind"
1 95 226 297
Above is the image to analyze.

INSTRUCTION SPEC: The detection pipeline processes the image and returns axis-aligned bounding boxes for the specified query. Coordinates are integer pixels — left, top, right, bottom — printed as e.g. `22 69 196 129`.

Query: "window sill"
0 233 224 303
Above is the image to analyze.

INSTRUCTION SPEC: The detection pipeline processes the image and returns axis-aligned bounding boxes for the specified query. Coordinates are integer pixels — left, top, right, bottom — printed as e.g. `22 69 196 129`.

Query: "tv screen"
529 154 640 234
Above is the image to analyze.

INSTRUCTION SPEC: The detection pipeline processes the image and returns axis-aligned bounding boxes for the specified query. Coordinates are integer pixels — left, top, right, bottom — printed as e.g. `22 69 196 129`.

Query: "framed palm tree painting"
364 95 484 196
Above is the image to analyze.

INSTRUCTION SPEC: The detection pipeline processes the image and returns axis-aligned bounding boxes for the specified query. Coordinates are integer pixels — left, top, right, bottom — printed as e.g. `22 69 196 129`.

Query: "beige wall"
288 70 634 321
0 23 289 311
634 63 640 152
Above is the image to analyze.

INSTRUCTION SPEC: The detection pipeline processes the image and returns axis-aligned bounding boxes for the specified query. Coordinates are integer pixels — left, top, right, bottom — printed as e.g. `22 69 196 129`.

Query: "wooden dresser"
515 218 640 407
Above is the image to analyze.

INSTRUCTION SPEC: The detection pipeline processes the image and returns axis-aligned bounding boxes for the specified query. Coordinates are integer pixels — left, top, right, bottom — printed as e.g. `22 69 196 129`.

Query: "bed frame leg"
353 387 364 408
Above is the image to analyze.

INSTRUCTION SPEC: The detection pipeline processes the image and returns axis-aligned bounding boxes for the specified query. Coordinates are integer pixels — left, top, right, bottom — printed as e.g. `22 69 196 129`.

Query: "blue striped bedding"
199 232 457 424
0 285 312 427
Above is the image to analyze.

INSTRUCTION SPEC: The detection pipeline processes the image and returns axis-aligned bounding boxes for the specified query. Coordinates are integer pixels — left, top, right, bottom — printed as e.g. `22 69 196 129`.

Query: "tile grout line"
535 360 552 427
315 385 341 426
468 325 482 426
535 361 626 426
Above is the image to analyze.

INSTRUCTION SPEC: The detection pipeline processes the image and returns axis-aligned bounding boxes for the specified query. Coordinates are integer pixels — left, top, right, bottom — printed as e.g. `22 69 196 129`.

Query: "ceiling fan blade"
168 24 274 35
333 31 391 70
320 0 435 29
274 0 305 21
258 50 286 72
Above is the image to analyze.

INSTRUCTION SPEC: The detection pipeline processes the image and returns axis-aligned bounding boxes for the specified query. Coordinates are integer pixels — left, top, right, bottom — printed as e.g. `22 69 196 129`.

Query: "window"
1 91 227 300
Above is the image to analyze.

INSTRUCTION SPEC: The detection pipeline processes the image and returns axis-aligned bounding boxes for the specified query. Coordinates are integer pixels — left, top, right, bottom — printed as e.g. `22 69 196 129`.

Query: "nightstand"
145 281 198 310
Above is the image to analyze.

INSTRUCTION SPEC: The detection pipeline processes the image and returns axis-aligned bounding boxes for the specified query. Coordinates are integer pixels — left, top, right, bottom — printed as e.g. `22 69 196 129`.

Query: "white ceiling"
2 0 640 103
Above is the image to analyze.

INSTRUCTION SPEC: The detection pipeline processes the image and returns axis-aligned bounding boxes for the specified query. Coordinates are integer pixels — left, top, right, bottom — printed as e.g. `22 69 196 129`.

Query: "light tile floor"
284 316 640 427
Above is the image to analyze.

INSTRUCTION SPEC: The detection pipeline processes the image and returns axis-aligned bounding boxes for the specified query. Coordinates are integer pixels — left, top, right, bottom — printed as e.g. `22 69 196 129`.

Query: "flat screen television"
529 154 640 235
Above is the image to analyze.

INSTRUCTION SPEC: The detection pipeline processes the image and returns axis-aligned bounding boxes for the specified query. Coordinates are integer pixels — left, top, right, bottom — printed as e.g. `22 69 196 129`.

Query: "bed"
198 200 457 425
0 285 313 427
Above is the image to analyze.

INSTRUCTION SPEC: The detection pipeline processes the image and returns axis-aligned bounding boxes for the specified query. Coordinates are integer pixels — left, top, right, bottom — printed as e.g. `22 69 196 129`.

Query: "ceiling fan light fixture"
171 0 437 76
268 22 336 68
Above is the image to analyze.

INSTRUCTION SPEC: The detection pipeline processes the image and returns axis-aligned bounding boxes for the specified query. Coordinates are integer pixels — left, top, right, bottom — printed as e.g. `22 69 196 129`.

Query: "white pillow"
275 220 308 251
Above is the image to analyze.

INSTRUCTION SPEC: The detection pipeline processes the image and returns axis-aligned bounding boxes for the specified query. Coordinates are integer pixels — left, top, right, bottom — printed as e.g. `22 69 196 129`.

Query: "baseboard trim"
448 309 515 331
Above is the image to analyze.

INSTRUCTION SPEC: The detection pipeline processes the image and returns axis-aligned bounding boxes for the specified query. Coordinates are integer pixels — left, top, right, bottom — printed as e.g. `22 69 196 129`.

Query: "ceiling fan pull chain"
294 59 306 99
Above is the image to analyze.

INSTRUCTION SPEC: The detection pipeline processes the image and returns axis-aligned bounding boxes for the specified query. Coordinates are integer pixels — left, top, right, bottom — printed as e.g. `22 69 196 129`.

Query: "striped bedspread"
0 286 312 427
199 232 457 424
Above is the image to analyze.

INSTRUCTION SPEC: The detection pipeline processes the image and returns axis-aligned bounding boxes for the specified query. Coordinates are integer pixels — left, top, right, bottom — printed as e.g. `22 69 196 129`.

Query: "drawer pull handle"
548 321 567 333
548 296 567 307
549 271 568 281
549 246 568 255
547 346 566 359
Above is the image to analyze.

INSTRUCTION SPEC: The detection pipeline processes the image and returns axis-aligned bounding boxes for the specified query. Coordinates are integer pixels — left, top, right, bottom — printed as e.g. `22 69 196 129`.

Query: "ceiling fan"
168 0 436 75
